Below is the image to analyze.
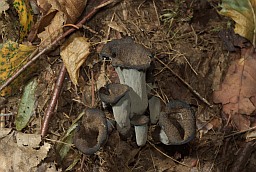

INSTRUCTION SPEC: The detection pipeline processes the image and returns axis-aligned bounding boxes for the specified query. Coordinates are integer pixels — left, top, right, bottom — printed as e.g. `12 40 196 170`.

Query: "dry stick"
40 0 111 137
224 125 256 138
155 57 213 107
230 141 255 172
41 64 66 137
147 141 190 167
0 0 110 93
91 70 95 107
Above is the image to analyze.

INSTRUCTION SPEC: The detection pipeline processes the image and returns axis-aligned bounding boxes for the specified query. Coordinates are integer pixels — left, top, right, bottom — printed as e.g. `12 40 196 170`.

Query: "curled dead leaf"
37 0 87 49
60 34 90 85
219 0 256 46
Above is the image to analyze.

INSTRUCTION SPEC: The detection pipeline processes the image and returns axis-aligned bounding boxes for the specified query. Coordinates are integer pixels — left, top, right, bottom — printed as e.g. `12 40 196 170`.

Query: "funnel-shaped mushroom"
158 100 196 145
73 108 108 155
100 37 152 115
131 115 149 146
99 83 131 135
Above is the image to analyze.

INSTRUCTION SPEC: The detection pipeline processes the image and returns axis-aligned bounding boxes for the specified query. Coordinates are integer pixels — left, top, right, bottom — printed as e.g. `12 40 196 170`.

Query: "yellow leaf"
0 41 36 96
219 0 256 46
13 0 33 40
60 35 90 85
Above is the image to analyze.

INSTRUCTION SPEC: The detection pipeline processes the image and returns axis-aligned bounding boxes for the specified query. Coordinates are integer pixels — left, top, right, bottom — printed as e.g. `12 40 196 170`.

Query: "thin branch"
155 57 212 107
147 141 191 167
41 64 66 137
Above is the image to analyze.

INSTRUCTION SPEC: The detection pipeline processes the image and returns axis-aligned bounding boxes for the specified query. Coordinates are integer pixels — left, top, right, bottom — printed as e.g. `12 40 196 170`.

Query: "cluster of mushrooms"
73 37 196 155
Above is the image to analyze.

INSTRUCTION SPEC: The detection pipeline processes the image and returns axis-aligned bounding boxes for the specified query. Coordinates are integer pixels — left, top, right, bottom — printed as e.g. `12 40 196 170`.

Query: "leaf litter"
213 47 256 130
2 0 256 171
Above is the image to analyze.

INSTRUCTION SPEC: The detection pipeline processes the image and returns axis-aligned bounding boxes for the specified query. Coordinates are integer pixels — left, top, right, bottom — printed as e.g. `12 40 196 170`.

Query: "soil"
2 0 256 171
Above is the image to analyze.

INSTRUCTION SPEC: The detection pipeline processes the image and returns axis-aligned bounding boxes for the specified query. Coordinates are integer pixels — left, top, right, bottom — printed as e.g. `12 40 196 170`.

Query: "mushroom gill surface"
73 108 108 155
159 100 196 145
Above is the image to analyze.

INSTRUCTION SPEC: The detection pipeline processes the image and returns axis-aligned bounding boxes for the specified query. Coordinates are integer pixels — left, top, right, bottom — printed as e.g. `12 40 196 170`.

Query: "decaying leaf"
60 35 90 85
0 0 9 13
16 78 38 131
0 41 37 96
37 0 87 49
219 0 256 46
37 10 65 49
13 0 33 40
213 47 256 130
0 129 51 171
56 111 83 161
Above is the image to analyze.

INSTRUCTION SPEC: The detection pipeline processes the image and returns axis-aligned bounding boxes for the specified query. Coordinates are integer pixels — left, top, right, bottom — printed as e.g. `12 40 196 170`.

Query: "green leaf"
56 111 84 161
15 78 38 131
219 0 256 46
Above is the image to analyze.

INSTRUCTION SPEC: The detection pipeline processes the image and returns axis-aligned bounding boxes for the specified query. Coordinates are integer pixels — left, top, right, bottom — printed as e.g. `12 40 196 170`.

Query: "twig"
41 64 66 137
0 0 110 93
209 142 221 172
40 0 111 137
91 70 95 107
224 126 256 138
147 141 190 167
155 57 212 107
230 141 255 172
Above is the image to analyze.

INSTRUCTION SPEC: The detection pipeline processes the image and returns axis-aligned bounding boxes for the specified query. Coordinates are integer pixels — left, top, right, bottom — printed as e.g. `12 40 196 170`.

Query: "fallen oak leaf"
213 47 256 130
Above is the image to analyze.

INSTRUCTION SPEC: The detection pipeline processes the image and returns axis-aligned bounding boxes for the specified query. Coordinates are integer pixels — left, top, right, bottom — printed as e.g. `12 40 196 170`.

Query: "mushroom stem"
116 67 148 115
134 125 148 146
99 84 131 136
149 96 161 124
131 115 149 146
112 93 131 135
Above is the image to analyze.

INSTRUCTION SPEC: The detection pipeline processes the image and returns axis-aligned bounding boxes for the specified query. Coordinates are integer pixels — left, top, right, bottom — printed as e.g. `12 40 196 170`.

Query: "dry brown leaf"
0 0 9 13
219 0 256 46
38 10 65 49
0 129 51 171
45 0 87 23
37 0 87 49
213 47 256 130
37 0 87 22
60 34 90 85
37 0 52 14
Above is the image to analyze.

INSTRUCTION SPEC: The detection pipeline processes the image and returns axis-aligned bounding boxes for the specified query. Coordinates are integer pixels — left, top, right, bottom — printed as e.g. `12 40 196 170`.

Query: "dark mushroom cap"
131 114 149 126
100 37 152 70
73 108 108 155
165 100 191 111
99 83 129 104
158 100 196 145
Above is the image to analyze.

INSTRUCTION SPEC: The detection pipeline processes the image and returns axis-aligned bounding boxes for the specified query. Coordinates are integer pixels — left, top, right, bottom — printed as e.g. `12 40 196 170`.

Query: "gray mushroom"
100 37 152 115
131 115 149 146
148 96 161 124
99 83 131 135
73 108 108 155
158 100 196 145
